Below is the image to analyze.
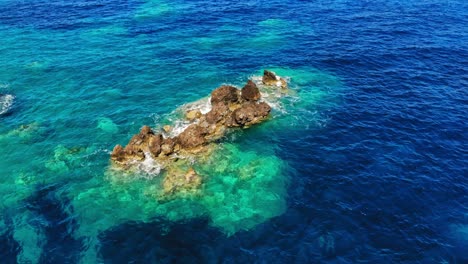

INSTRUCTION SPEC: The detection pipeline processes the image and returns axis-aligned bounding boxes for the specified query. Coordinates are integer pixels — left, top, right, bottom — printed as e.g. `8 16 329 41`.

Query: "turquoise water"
1 0 467 263
0 2 340 261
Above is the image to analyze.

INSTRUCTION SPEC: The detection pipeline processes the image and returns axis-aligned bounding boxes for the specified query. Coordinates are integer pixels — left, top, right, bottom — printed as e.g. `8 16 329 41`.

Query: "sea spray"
0 94 14 115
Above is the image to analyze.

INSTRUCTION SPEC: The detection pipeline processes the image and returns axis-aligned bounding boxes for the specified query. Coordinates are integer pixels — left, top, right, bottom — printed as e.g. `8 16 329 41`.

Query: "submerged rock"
110 70 288 196
97 117 118 134
163 166 202 195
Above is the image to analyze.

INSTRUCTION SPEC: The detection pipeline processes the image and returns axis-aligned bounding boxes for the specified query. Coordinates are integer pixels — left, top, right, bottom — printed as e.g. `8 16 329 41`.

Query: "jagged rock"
161 137 176 155
128 134 143 146
255 101 272 117
177 124 207 149
123 144 145 161
140 125 154 136
205 102 229 124
262 70 277 84
241 80 261 101
110 144 126 162
210 85 240 104
128 126 153 147
148 134 163 157
227 102 271 127
186 109 202 121
262 70 287 88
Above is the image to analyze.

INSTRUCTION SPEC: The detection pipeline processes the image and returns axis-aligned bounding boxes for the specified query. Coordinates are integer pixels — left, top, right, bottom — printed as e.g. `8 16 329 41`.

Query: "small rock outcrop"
262 70 287 88
210 85 239 104
110 70 288 196
241 80 261 101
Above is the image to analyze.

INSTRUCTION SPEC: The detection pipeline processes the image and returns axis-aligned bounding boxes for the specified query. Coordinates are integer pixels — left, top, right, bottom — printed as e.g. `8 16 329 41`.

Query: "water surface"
0 0 467 263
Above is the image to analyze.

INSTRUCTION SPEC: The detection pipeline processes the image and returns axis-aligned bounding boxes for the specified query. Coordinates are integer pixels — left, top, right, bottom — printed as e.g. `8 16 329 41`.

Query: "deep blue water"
0 0 467 263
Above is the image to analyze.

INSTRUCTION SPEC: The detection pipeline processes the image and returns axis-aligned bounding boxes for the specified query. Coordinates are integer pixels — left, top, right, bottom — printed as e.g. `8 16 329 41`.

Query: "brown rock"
177 124 207 149
210 85 240 104
161 137 176 155
199 120 210 129
262 70 277 84
262 70 287 88
256 101 272 117
110 144 126 162
241 80 261 101
140 125 154 136
128 134 144 146
148 134 163 157
163 125 171 133
205 102 229 124
227 102 271 127
123 144 145 161
186 109 202 121
110 76 277 176
128 126 154 147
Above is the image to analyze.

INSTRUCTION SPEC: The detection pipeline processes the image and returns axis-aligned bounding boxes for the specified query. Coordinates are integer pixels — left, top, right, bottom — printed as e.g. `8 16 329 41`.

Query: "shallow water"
0 0 467 263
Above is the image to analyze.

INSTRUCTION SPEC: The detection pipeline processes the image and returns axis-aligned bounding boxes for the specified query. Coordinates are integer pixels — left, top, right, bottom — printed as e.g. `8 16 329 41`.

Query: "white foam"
251 72 290 114
183 96 212 114
167 119 191 137
251 76 263 83
199 97 212 114
0 94 14 115
162 96 212 137
136 152 162 176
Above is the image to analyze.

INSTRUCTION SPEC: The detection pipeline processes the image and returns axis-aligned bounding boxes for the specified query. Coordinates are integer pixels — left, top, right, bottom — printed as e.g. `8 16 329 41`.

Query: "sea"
0 0 467 263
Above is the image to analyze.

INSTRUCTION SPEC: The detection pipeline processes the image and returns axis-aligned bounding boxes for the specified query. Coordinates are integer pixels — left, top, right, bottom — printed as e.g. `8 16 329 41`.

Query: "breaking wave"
0 94 14 115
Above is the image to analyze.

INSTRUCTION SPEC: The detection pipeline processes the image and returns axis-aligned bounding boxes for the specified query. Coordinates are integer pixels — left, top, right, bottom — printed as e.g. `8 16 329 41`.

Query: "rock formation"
262 70 287 88
241 80 261 101
110 70 288 196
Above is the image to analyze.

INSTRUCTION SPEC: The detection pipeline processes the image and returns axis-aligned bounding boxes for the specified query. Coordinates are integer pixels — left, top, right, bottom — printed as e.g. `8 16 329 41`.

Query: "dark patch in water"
98 206 358 263
25 184 84 263
0 219 21 264
99 217 283 263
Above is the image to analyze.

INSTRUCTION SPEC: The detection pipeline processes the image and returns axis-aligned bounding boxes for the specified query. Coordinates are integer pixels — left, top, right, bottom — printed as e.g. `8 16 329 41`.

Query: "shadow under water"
0 220 21 264
25 184 84 263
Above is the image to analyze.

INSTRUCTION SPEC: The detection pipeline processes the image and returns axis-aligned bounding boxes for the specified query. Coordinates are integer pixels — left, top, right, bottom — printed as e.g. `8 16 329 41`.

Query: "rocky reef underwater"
110 70 289 198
